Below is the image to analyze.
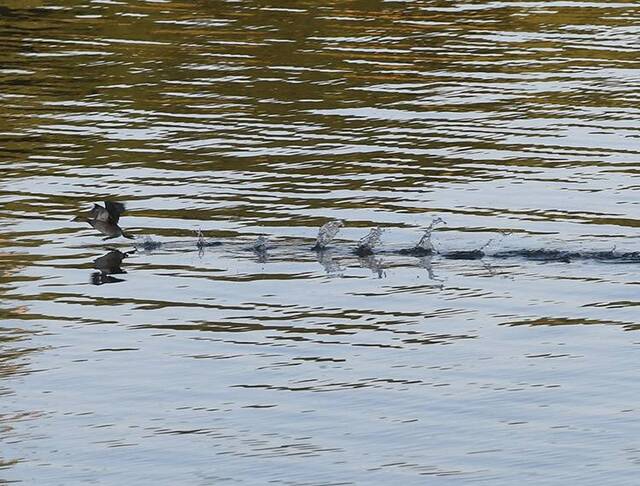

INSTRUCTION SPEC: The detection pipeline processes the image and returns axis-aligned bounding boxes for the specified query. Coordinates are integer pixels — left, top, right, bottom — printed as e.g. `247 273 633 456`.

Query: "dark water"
2 1 640 484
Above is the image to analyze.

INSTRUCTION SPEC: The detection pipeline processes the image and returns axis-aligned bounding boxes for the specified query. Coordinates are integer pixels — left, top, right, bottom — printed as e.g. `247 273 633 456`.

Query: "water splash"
134 233 221 252
191 228 222 251
127 226 640 265
355 227 384 256
441 229 502 260
253 236 268 252
135 236 163 251
194 228 206 250
252 236 269 263
313 220 344 250
418 217 445 251
480 230 513 252
400 217 446 256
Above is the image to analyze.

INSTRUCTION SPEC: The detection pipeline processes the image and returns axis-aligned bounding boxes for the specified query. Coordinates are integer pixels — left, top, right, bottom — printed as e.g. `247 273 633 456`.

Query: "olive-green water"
1 1 640 484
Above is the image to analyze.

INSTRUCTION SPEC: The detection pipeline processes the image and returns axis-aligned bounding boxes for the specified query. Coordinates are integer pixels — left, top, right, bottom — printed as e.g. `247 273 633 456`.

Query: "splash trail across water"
125 221 640 265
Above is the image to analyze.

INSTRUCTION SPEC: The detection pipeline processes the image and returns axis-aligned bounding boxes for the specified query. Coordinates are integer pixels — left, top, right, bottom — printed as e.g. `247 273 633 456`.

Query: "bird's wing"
104 201 126 224
89 203 110 222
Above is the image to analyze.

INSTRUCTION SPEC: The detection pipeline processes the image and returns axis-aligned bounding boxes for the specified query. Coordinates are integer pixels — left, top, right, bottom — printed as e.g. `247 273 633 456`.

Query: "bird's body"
74 201 134 240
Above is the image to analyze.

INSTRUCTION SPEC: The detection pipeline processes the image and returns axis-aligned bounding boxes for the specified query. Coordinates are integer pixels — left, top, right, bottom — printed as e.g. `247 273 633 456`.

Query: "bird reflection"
91 249 133 285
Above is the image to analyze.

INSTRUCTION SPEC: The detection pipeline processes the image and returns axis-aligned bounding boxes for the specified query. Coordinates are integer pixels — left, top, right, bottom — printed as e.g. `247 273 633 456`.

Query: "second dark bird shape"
74 201 134 240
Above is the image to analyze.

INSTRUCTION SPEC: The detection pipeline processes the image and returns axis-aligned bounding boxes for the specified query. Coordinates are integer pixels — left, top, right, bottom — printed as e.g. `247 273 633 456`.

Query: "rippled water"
2 1 640 484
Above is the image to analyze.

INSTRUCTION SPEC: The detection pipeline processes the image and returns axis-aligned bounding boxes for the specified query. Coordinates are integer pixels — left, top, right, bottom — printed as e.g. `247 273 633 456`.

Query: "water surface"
1 1 640 484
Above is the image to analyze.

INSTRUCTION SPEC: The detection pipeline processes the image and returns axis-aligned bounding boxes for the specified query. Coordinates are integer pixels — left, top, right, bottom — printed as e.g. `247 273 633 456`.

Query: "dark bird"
73 201 134 240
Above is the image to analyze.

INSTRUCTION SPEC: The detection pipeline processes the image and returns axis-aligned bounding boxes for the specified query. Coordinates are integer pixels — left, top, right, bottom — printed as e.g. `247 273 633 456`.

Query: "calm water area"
1 1 640 484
